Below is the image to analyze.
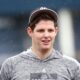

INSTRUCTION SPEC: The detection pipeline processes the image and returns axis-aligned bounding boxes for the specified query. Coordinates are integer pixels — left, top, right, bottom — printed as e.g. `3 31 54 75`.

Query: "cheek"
51 32 57 37
51 34 57 41
32 34 41 41
34 33 42 39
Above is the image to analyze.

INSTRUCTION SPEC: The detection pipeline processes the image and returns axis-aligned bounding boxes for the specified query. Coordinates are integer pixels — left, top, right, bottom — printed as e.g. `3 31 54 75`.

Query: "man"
0 7 80 80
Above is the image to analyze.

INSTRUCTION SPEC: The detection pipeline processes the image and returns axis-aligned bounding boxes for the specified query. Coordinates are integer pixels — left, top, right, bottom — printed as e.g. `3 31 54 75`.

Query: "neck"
31 47 53 60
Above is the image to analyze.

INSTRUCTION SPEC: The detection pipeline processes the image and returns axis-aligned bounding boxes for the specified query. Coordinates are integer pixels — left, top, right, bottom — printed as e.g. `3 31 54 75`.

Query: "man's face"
27 20 58 50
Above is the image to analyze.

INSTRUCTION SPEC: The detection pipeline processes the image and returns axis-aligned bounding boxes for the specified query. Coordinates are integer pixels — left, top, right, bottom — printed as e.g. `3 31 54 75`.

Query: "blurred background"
0 0 80 68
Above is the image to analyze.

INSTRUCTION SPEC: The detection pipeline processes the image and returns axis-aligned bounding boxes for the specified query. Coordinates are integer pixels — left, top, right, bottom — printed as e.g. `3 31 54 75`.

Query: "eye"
48 29 54 32
37 29 44 32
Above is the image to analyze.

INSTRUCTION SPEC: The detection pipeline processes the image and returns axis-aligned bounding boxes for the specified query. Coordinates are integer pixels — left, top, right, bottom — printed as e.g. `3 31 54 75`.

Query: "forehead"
35 20 55 29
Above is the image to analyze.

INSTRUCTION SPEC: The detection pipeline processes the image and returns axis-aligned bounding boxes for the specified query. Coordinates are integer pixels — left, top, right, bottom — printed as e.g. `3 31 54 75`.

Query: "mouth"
41 40 50 45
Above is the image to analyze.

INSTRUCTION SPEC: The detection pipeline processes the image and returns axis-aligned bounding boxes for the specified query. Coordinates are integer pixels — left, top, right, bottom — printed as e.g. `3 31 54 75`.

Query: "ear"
55 27 59 35
27 27 33 37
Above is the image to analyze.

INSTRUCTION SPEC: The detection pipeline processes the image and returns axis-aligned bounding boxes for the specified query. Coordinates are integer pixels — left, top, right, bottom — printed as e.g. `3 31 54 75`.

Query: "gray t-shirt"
0 48 80 80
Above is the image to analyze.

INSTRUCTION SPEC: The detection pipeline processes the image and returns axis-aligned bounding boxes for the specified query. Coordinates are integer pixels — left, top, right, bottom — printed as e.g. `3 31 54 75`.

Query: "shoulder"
1 51 26 68
54 50 80 68
62 55 80 79
0 51 28 79
62 55 80 69
63 55 80 64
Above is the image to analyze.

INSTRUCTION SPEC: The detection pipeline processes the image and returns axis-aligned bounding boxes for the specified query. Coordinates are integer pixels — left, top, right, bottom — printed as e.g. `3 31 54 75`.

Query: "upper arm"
73 61 80 80
0 58 13 80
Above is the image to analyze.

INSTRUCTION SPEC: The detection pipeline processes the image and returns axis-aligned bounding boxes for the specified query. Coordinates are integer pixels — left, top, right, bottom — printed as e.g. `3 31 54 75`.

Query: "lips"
42 40 50 45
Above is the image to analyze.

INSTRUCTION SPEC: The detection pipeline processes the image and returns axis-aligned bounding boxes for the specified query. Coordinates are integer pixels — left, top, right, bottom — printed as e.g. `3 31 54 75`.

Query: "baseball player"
0 7 80 80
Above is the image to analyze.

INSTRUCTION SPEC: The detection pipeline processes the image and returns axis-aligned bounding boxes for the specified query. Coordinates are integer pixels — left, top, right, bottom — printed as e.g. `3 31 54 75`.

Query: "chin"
41 46 51 50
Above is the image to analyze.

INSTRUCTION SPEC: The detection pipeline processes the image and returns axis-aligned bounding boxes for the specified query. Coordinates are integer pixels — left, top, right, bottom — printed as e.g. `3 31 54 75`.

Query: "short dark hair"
28 13 58 31
28 7 58 31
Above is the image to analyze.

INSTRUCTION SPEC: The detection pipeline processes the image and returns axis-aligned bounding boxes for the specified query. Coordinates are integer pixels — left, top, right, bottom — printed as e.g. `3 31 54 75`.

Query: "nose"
44 31 49 38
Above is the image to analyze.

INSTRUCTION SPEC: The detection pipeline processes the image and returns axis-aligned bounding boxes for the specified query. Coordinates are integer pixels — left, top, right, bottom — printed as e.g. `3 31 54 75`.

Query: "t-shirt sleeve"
63 55 80 80
73 60 80 80
0 58 13 80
